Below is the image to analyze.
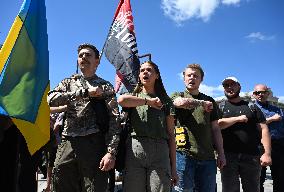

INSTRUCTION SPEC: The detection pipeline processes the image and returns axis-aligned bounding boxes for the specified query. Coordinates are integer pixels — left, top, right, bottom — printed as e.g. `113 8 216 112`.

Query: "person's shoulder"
96 76 114 87
58 74 79 85
232 99 247 105
163 95 173 104
268 103 282 113
199 92 215 102
268 103 280 109
96 76 111 84
170 91 183 98
242 100 251 106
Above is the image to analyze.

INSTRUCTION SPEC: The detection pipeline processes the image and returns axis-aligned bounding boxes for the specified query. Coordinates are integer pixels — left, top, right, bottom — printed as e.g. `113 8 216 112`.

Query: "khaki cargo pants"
51 133 108 192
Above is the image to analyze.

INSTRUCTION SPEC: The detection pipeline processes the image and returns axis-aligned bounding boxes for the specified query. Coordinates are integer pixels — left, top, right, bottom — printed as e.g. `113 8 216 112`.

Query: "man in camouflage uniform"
48 43 120 192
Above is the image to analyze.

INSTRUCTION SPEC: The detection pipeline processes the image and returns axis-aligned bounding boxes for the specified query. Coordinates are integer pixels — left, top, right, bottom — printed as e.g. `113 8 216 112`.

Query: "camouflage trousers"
51 133 108 192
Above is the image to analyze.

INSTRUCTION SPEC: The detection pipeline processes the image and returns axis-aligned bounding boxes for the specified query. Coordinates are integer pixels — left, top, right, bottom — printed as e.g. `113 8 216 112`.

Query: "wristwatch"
107 147 117 157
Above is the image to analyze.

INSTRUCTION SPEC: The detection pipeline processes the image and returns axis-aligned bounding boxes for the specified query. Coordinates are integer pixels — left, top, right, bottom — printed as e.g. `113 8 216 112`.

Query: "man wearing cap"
172 63 226 192
48 43 120 192
218 77 271 192
253 84 284 192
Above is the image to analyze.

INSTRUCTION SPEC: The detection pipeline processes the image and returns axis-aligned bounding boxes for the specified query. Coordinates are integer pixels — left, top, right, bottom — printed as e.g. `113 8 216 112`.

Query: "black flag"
104 0 140 94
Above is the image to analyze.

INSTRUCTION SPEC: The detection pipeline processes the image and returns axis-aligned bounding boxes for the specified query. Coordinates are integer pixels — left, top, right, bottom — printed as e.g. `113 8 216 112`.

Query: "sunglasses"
223 82 238 88
253 91 268 95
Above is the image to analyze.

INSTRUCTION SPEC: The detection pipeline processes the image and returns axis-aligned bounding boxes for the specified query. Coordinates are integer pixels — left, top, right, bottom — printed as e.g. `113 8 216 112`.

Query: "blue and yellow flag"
0 0 49 155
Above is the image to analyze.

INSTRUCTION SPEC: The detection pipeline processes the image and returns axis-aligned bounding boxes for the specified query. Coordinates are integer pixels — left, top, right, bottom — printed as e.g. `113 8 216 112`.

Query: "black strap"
115 108 133 172
80 76 110 134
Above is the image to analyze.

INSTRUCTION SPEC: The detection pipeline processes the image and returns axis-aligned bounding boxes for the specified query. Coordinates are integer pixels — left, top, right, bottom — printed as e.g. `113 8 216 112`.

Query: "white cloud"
245 32 275 42
239 91 248 97
222 0 241 5
278 96 284 104
161 0 242 24
199 84 224 97
178 72 183 80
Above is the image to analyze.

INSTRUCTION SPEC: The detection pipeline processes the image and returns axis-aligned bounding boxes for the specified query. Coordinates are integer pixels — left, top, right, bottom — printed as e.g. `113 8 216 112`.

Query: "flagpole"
138 54 151 62
86 9 116 72
99 19 116 62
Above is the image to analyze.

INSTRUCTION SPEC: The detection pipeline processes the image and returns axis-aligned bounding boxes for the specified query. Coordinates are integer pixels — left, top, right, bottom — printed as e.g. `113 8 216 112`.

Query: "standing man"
48 43 120 192
253 84 284 192
0 116 42 192
172 63 226 192
218 77 272 192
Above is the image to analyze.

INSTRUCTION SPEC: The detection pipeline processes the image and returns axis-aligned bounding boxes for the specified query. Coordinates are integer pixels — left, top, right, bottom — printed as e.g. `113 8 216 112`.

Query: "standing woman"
118 61 178 192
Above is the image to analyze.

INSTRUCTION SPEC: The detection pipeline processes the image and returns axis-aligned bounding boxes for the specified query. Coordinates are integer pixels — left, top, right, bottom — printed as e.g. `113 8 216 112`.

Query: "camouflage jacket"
48 74 120 155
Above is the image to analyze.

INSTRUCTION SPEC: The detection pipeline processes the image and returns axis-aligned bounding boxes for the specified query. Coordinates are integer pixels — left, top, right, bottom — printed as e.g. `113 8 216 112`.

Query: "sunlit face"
183 68 202 92
77 48 99 76
223 80 241 99
139 62 158 87
253 85 269 103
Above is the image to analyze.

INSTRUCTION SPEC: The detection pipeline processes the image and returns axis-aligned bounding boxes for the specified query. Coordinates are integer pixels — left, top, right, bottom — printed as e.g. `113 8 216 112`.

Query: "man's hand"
173 97 187 107
171 169 179 186
146 97 163 110
237 115 248 123
99 153 115 171
86 81 103 97
217 153 226 169
88 86 103 97
260 153 272 167
270 114 282 122
202 101 213 112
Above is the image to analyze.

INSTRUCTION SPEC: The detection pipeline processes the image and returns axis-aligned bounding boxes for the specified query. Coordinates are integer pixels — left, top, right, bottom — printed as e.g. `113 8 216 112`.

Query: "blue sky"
1 0 283 102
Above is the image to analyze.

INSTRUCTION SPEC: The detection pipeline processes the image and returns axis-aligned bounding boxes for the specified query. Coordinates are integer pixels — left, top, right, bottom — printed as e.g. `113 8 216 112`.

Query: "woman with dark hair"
118 61 178 192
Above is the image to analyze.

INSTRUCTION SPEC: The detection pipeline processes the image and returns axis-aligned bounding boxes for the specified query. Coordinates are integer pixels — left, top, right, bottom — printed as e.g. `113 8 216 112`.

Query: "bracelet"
107 147 117 157
144 98 148 105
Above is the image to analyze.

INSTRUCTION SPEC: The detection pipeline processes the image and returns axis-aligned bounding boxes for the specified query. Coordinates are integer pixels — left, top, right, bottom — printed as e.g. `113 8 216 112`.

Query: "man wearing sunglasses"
253 84 284 192
218 77 272 192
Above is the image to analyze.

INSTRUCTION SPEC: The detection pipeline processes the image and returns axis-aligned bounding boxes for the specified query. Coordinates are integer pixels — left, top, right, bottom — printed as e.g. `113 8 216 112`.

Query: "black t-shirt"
220 100 265 155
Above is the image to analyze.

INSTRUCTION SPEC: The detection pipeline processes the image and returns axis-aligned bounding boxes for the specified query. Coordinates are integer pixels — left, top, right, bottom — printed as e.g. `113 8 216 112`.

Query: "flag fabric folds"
104 0 140 94
0 0 50 155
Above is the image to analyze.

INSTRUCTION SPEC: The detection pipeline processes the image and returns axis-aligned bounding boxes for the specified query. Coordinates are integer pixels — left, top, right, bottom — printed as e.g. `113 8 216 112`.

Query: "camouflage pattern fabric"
48 74 120 154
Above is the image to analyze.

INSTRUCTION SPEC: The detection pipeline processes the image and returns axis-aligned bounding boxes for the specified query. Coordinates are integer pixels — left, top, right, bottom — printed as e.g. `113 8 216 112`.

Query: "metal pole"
138 54 152 61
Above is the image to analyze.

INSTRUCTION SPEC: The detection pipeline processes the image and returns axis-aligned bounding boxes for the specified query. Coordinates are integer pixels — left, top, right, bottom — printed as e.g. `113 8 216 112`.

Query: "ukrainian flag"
0 0 49 155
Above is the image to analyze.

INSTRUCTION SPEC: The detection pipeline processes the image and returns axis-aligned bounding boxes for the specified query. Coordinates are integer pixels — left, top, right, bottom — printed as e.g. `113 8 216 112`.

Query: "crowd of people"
1 43 284 192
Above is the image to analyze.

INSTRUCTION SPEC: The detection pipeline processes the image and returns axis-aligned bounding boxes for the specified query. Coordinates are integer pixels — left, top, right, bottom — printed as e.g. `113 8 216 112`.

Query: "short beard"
225 89 240 99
